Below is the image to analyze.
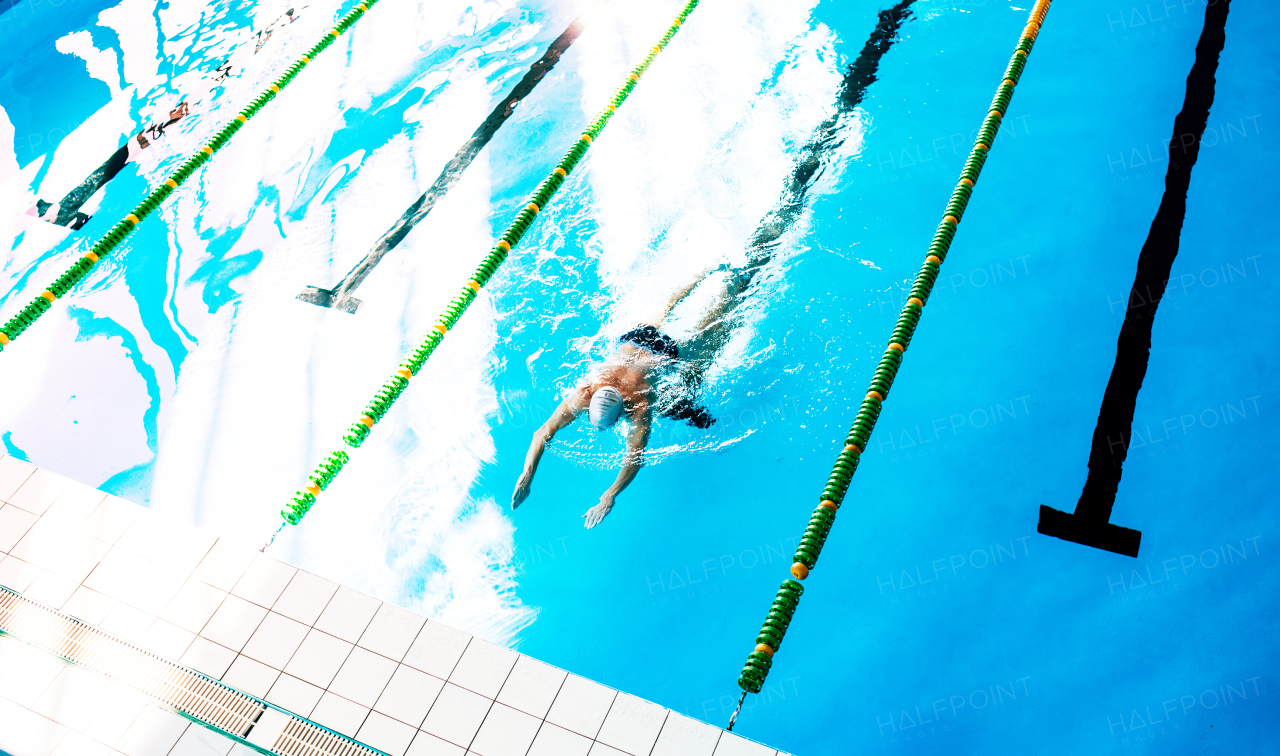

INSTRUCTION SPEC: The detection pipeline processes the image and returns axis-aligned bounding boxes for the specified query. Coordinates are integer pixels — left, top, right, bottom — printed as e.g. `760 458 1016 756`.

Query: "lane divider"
0 0 381 352
728 0 1054 727
273 0 703 538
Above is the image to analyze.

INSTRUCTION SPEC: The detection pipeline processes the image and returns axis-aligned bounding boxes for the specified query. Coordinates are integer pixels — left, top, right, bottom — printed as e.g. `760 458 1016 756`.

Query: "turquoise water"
1 0 1277 753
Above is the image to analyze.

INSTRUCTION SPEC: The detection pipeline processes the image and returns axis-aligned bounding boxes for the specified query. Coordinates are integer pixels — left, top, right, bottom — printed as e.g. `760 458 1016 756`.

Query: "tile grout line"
514 670 569 756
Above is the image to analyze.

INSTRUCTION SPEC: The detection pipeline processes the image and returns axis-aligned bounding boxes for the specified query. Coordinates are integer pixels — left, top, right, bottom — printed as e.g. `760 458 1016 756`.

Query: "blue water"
1 0 1277 753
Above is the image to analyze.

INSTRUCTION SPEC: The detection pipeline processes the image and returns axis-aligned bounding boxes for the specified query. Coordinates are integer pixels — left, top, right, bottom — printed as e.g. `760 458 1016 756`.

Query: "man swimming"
511 274 723 528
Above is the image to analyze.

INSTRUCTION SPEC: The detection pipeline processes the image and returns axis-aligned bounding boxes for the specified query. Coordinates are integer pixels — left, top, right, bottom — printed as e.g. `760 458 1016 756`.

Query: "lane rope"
731 0 1053 714
0 0 382 353
272 0 703 537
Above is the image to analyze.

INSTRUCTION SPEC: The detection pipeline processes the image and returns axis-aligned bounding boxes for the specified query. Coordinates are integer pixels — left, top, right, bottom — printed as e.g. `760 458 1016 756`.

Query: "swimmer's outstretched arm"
583 403 651 529
512 395 584 509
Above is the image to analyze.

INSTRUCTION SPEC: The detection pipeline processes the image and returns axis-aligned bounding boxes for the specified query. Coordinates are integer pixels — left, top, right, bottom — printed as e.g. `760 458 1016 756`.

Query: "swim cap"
588 386 625 428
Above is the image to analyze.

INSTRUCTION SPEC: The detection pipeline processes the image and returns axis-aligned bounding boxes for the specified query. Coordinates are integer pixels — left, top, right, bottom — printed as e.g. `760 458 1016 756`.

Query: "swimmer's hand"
511 472 533 509
582 494 615 529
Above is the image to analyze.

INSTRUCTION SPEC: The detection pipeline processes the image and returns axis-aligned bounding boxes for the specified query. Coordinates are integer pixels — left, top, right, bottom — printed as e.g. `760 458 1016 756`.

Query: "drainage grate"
0 587 385 756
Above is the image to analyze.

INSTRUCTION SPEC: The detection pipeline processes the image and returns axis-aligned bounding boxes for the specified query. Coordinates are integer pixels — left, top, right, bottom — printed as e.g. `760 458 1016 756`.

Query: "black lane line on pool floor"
746 0 917 262
1038 0 1232 558
27 6 310 231
672 0 917 393
296 6 597 314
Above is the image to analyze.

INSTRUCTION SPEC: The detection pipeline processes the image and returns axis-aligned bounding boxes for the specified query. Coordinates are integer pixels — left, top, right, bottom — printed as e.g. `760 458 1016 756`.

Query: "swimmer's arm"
584 404 651 528
512 395 584 509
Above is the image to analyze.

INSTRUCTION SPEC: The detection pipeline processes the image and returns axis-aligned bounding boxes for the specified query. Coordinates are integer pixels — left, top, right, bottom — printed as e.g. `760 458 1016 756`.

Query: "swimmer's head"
588 386 625 429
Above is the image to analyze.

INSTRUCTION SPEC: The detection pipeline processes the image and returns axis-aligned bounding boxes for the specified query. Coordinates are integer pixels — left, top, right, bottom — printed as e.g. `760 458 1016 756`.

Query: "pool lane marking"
296 3 602 314
729 0 1055 724
274 0 705 539
1037 0 1232 558
0 0 382 354
26 5 313 231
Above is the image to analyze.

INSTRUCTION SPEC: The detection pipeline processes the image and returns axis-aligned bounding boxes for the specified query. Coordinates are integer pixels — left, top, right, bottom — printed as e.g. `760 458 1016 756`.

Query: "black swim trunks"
619 325 679 359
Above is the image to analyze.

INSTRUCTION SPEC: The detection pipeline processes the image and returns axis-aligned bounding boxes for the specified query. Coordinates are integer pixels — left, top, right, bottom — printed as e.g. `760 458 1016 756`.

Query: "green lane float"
732 0 1054 713
276 0 704 533
0 0 383 353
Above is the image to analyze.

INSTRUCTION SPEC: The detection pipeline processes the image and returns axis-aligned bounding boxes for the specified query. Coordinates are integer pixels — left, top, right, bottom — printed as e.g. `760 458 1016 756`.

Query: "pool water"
1 0 1276 752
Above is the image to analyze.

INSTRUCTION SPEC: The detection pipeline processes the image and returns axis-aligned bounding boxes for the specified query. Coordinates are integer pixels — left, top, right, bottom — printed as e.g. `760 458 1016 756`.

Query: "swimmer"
511 272 728 528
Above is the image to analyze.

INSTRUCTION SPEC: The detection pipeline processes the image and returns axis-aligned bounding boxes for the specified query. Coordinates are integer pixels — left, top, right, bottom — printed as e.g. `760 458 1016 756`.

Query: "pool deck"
0 454 786 756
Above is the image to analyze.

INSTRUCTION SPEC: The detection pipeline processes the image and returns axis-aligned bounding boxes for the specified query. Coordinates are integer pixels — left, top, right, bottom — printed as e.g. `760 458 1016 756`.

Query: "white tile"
0 554 44 592
84 547 186 614
403 621 471 680
227 744 258 756
140 620 196 661
62 587 116 625
0 634 20 676
596 692 667 756
404 732 464 756
230 556 296 609
77 497 142 545
99 602 156 644
420 683 491 749
0 709 70 756
0 646 66 707
0 455 37 502
49 725 78 756
651 712 720 756
0 504 38 552
526 723 592 756
447 640 516 699
711 733 775 756
588 744 630 756
79 687 149 748
61 733 111 756
180 637 236 679
309 692 369 738
201 595 267 652
33 666 110 731
372 664 443 728
313 586 380 643
43 482 107 530
161 579 227 634
283 629 352 688
0 695 26 744
114 705 189 756
496 656 566 719
152 525 218 577
545 675 617 740
4 467 65 514
12 523 110 584
24 571 80 609
115 512 174 561
167 724 235 756
355 712 416 756
328 646 397 707
272 570 338 626
191 539 256 592
240 612 309 670
357 603 425 662
220 655 279 697
265 674 324 718
243 709 289 751
467 703 539 756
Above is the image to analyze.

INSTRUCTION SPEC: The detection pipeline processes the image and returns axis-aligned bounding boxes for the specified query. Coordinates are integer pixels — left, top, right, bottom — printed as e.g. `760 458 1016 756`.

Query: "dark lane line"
1038 0 1232 558
296 5 599 313
674 0 918 391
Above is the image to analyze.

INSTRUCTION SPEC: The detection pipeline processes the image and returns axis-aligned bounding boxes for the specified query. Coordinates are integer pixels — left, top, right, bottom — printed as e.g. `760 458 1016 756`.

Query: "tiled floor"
0 455 786 756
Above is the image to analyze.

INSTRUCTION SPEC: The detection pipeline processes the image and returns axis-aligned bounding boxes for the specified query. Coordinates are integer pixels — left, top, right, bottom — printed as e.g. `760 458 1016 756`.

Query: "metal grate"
0 586 386 756
274 717 381 756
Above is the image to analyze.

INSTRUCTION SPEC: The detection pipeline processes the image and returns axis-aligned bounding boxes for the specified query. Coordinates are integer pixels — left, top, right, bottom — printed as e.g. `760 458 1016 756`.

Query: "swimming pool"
1 0 1276 752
